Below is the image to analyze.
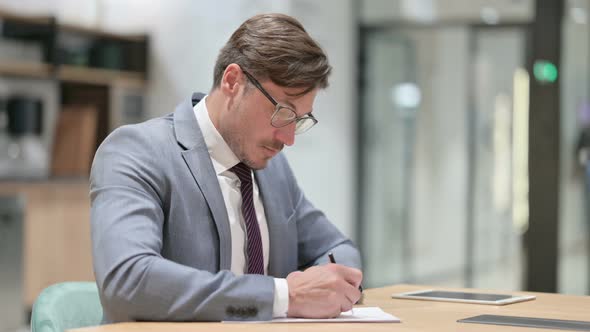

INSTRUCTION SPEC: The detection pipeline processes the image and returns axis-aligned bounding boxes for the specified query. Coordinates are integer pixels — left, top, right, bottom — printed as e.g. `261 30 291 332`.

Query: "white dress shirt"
193 96 289 318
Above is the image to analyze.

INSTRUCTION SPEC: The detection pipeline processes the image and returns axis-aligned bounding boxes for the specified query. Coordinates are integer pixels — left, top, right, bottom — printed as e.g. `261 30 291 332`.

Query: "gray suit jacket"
90 93 361 323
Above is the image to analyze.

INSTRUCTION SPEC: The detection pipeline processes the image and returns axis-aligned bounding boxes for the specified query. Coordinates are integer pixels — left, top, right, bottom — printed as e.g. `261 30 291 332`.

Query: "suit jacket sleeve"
90 125 275 322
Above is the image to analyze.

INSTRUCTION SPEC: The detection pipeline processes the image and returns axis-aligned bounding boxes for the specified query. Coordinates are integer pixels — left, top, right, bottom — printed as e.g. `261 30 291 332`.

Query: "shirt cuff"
272 278 289 318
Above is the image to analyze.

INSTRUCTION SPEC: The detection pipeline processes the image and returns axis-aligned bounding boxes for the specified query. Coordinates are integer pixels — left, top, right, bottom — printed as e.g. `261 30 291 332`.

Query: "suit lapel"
174 94 232 271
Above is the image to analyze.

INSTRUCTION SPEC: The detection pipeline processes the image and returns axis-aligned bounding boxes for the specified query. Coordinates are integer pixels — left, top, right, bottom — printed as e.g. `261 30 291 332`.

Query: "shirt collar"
193 95 240 175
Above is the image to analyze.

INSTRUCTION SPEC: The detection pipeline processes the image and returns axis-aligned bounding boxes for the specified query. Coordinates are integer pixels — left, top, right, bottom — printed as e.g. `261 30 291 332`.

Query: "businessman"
90 13 362 323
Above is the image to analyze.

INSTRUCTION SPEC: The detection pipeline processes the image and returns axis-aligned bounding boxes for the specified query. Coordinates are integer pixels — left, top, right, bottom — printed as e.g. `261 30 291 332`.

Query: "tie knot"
230 162 252 184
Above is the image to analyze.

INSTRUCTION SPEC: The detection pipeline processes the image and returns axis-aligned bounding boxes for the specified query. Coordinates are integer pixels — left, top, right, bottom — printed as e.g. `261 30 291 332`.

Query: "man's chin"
243 158 270 171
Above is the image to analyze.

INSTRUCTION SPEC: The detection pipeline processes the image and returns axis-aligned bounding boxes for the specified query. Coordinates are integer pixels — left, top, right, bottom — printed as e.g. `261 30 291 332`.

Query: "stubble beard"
221 101 266 171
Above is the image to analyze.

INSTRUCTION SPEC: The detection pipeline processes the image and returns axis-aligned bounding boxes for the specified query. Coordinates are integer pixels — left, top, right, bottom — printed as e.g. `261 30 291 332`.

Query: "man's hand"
286 264 363 318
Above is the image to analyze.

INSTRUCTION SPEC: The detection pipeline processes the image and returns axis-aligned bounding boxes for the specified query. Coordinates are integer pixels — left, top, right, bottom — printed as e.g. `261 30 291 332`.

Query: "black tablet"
392 289 536 305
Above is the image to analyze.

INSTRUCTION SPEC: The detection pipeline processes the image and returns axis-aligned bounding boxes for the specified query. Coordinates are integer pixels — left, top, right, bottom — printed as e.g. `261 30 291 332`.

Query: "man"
90 13 362 323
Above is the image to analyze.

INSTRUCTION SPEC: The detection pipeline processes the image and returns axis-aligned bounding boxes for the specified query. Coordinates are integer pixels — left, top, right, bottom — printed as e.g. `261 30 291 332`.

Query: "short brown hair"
212 13 331 95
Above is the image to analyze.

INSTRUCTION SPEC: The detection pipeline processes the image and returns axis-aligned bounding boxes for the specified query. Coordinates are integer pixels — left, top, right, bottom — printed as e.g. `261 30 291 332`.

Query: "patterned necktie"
230 162 264 275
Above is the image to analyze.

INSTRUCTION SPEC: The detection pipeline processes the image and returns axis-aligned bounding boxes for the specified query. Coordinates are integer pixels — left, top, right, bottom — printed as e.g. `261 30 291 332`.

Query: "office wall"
0 0 357 237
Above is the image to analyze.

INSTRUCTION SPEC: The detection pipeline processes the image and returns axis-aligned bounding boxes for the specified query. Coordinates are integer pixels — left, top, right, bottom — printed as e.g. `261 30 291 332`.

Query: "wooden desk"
71 284 590 332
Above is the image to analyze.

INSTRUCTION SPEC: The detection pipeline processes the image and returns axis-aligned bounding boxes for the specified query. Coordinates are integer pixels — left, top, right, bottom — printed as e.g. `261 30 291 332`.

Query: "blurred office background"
0 0 588 330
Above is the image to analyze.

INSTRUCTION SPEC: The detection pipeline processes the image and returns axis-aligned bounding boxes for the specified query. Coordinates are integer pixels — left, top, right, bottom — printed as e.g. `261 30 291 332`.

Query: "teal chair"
31 282 103 332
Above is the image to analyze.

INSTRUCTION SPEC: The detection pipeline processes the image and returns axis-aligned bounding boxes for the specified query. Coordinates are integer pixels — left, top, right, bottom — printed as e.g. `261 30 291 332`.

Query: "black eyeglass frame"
241 68 318 134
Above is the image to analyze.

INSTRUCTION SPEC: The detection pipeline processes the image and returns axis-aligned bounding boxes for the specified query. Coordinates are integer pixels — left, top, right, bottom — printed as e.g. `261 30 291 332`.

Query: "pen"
328 252 364 305
328 252 336 264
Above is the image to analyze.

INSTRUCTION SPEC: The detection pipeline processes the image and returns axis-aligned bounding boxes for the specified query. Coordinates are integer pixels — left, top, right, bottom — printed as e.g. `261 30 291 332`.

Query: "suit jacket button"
226 306 236 316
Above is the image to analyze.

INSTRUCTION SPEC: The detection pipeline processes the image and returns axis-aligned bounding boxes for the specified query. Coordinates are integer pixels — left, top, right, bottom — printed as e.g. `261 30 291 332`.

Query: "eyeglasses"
241 69 318 134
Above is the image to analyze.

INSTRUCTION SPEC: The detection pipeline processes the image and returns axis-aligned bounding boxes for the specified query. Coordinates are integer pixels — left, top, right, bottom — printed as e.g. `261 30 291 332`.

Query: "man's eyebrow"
282 99 297 109
285 102 314 117
280 97 314 116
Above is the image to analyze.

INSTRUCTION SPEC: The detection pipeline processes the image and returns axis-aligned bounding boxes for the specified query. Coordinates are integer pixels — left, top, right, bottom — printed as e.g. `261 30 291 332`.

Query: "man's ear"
220 63 243 97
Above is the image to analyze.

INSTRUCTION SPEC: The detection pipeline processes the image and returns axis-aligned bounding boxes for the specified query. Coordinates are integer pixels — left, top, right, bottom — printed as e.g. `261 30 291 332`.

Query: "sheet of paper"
223 307 401 323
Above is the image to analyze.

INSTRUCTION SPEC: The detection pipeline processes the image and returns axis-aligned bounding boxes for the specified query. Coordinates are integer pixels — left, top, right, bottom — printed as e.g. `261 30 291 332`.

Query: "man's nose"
275 122 296 146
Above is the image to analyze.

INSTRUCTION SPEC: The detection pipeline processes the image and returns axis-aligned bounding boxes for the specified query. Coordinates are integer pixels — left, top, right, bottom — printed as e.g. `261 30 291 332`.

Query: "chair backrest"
31 282 103 332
